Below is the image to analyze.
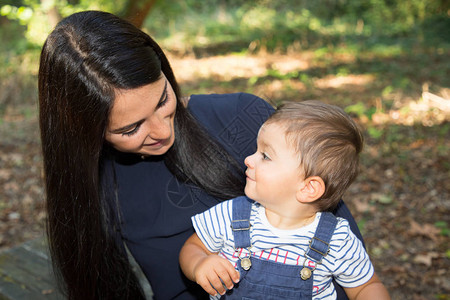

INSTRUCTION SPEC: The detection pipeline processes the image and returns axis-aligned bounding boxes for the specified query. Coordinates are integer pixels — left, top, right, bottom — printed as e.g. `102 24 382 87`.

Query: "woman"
39 10 363 300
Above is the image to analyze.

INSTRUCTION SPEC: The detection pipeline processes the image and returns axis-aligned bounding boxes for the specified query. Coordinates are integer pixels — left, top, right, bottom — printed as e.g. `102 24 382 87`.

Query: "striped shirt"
192 199 374 299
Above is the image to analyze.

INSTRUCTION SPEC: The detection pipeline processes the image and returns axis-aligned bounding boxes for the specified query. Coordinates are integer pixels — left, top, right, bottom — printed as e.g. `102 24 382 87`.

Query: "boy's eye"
261 152 271 161
122 124 141 136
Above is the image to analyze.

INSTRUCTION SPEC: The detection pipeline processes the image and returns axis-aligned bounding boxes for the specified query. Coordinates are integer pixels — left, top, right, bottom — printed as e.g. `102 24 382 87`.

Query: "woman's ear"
296 176 325 203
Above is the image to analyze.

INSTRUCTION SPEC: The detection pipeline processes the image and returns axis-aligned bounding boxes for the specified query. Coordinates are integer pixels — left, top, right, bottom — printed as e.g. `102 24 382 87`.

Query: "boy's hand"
179 233 240 297
193 255 240 296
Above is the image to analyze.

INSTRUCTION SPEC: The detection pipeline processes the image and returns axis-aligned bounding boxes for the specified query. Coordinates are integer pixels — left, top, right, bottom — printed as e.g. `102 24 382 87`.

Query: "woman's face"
105 73 177 156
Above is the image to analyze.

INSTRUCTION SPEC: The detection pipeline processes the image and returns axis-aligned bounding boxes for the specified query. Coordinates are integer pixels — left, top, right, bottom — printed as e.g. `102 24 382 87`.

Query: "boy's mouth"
245 171 255 181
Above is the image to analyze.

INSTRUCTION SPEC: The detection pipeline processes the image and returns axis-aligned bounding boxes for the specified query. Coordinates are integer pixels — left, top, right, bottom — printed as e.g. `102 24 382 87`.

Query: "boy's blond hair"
265 100 364 211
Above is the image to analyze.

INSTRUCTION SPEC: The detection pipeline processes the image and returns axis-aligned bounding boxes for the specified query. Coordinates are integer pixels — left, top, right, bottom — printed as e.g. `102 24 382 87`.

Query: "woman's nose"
147 116 171 140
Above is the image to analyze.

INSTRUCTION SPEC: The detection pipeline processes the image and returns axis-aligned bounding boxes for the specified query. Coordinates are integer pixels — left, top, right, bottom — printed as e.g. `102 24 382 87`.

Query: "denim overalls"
222 196 338 300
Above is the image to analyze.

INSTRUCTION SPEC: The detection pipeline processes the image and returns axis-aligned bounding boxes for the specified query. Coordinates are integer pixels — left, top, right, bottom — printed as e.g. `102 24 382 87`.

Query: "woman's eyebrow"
109 79 168 134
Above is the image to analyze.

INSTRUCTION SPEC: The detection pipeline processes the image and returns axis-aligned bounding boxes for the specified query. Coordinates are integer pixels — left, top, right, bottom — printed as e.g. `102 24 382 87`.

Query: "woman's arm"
179 233 240 297
334 200 365 247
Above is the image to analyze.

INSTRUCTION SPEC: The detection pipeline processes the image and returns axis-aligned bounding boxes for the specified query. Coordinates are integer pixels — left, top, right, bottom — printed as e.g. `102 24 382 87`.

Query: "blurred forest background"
0 0 449 299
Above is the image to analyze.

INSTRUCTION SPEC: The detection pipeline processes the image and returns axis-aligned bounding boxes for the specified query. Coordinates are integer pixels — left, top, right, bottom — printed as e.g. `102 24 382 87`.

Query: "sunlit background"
0 1 449 299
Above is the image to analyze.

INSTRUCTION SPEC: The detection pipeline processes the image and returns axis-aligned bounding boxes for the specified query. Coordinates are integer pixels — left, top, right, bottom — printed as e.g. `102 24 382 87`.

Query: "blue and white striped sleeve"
331 219 375 288
191 200 233 253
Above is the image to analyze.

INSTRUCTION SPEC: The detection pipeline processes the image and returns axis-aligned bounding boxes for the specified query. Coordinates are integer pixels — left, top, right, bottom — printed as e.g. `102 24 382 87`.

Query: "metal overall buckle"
300 237 330 280
231 219 252 270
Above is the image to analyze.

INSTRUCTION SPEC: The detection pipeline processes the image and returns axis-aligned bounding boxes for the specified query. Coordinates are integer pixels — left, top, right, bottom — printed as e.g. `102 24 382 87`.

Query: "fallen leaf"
41 289 53 295
409 220 441 241
353 198 374 213
370 193 393 204
0 169 12 180
413 252 439 267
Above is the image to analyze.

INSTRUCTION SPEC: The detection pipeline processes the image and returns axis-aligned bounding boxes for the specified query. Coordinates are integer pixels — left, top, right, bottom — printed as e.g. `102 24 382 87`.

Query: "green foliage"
367 127 384 140
144 0 448 54
0 4 32 25
1 0 448 52
0 0 128 45
357 217 367 235
1 0 449 117
146 3 320 52
434 221 449 237
345 102 376 120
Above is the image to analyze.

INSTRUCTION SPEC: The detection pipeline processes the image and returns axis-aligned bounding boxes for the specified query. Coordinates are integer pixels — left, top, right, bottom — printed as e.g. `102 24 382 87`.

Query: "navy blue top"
110 93 362 300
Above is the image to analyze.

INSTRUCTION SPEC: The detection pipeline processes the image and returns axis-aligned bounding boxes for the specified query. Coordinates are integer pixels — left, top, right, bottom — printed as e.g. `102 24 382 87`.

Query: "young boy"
179 101 390 299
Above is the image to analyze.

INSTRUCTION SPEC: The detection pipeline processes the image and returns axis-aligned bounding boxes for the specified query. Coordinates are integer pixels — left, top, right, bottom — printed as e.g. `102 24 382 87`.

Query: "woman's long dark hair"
39 11 244 300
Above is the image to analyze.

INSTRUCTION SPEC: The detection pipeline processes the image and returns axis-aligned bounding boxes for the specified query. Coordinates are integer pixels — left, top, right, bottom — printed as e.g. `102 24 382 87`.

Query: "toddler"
180 101 390 299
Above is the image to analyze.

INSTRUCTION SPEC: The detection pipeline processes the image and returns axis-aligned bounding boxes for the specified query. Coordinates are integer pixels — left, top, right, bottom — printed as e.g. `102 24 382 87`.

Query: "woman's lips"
144 139 166 147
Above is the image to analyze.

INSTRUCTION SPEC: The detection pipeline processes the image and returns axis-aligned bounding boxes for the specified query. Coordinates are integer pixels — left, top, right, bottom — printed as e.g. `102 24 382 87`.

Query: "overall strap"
306 212 338 262
231 196 253 249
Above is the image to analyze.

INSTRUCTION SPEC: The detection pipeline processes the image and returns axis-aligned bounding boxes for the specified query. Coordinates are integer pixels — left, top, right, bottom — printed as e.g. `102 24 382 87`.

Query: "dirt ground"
1 51 449 299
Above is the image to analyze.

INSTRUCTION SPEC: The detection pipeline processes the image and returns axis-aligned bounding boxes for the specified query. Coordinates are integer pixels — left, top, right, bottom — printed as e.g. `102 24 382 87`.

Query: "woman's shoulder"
187 92 274 132
187 93 274 164
189 92 267 105
188 93 273 120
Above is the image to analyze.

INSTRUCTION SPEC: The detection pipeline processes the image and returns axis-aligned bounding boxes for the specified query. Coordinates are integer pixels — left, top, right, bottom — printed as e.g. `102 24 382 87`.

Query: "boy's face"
244 123 304 213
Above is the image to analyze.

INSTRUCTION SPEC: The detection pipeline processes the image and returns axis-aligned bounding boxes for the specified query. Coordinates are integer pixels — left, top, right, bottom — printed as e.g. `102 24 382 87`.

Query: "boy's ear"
296 176 325 203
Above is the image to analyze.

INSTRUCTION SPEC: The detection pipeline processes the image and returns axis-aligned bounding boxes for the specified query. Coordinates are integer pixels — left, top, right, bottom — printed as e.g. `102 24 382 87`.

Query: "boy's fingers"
208 275 227 295
194 257 240 296
216 267 237 289
234 269 240 282
226 262 240 283
197 275 219 296
216 271 232 290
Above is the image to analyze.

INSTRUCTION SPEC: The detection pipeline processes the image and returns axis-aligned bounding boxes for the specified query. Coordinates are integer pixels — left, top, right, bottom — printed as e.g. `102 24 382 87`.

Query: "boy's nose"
244 153 255 168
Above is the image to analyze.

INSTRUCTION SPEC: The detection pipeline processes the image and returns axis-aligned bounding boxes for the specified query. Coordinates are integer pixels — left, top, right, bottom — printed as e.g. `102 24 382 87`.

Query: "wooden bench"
0 237 153 299
0 237 63 299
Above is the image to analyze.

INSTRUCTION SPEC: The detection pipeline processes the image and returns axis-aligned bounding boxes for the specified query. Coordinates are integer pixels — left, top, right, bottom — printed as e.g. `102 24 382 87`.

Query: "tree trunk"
40 0 62 29
123 0 158 28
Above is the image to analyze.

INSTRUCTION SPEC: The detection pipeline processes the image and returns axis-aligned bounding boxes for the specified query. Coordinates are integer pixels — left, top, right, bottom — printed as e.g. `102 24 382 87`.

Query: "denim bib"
223 196 337 300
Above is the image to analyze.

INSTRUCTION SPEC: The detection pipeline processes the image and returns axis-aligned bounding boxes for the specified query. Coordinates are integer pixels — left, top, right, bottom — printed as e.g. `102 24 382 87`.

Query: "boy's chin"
243 189 256 202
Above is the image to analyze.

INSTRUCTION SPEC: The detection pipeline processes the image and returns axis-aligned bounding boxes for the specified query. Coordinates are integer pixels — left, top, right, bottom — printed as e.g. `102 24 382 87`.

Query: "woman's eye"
156 93 168 109
122 124 141 137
